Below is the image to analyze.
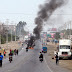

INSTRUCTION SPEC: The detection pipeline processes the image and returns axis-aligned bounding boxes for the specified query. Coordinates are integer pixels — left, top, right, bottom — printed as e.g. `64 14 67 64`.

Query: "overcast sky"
0 0 72 32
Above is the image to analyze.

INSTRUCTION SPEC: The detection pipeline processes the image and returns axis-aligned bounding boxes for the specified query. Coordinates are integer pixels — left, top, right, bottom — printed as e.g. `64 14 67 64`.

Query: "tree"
0 23 8 44
60 29 72 38
16 21 27 36
54 32 60 39
0 23 8 35
0 22 19 44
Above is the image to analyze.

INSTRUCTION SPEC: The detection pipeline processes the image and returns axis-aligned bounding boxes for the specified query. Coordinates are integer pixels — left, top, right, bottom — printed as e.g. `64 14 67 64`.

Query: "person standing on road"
14 49 17 55
56 53 59 65
22 43 23 46
16 49 18 55
3 50 6 58
42 48 43 53
54 50 57 59
0 53 3 67
12 50 14 55
10 49 12 52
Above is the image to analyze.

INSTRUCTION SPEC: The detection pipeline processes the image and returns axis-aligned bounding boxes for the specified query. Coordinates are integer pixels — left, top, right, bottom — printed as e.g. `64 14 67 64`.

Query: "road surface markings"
44 57 53 72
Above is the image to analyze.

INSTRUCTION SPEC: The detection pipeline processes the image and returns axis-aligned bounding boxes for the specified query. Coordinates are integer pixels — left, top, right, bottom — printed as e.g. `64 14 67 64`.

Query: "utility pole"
69 21 71 39
11 21 14 42
6 19 9 49
0 34 1 45
68 22 69 39
65 23 67 39
11 27 12 42
64 23 67 39
70 21 71 38
19 26 22 41
15 23 16 41
0 22 2 45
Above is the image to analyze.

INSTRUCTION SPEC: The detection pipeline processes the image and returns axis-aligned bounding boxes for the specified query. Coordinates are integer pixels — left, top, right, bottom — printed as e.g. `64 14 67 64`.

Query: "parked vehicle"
42 47 47 53
58 39 72 59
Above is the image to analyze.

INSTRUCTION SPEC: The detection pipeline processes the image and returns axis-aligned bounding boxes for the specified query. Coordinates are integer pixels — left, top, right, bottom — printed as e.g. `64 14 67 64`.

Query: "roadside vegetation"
1 34 19 44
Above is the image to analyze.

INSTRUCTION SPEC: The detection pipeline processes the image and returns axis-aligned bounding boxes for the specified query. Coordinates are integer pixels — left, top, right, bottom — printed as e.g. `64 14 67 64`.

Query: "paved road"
0 40 71 72
0 40 53 72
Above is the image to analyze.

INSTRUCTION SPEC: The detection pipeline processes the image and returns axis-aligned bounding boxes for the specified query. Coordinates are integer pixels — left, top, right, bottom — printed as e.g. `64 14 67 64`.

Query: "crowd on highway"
0 41 59 68
0 49 19 67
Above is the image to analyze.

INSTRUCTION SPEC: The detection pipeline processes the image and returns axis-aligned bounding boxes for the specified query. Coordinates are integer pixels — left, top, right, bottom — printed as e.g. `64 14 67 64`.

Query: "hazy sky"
0 0 45 32
0 0 72 32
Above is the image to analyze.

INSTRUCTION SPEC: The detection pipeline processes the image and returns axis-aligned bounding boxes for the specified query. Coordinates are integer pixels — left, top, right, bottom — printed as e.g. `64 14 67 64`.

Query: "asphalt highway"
0 40 71 72
0 40 53 72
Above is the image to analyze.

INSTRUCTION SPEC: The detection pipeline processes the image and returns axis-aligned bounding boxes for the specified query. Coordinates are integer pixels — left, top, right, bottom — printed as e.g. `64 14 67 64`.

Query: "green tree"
54 32 60 39
16 21 27 36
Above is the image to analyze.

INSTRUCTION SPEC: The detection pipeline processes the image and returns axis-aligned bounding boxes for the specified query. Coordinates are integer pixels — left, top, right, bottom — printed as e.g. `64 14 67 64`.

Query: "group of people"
3 49 19 58
0 49 19 67
10 49 18 56
39 49 59 65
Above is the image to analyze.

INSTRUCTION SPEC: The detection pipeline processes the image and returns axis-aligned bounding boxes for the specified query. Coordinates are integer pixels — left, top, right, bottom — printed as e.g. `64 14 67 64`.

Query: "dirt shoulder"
0 41 22 57
46 42 72 71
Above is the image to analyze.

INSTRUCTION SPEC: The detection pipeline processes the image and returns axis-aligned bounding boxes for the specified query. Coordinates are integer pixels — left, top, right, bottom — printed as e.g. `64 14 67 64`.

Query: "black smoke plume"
27 0 65 47
27 36 35 47
33 0 65 39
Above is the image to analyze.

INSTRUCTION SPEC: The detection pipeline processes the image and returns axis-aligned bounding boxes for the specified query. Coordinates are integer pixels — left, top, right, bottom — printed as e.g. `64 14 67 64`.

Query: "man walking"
16 49 18 55
3 50 6 58
14 49 16 55
56 53 59 65
0 53 3 67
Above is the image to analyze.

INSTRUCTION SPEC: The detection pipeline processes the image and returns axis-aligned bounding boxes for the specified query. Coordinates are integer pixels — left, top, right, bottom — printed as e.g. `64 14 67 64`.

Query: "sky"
0 0 45 32
0 0 72 32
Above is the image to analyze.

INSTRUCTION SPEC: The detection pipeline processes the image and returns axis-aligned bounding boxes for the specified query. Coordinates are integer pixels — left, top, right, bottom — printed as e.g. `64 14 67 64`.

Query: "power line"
0 13 72 15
